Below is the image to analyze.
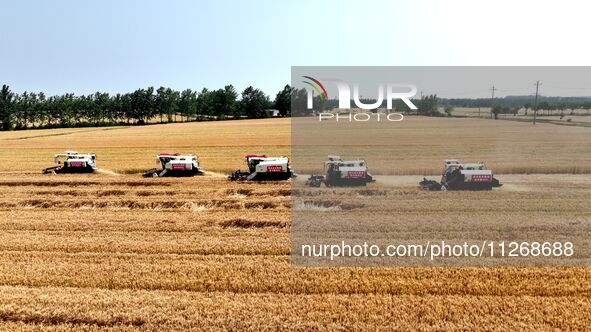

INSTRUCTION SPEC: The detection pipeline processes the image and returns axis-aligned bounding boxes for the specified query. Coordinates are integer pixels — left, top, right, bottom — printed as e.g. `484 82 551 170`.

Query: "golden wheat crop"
0 118 290 174
292 116 591 175
0 118 590 330
0 172 588 330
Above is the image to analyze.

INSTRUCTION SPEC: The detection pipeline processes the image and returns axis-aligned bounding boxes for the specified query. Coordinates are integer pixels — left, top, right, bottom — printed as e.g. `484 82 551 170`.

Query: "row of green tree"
0 84 294 130
440 95 591 110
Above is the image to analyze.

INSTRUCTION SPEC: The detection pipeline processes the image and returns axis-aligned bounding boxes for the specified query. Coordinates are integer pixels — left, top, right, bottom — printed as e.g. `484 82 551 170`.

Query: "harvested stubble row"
0 173 588 330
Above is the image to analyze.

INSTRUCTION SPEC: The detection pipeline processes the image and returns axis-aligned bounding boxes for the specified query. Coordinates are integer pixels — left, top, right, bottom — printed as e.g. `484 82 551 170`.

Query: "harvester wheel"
142 168 159 178
419 178 442 191
492 177 502 187
42 166 60 174
306 175 325 187
228 170 247 181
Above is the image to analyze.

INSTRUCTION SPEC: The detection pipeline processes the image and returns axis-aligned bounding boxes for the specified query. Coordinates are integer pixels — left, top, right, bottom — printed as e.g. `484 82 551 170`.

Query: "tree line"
0 84 293 130
440 95 591 110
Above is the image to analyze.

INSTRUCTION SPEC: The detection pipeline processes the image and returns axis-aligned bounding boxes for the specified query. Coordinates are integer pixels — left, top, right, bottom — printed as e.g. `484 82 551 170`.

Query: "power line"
490 85 496 119
538 84 591 90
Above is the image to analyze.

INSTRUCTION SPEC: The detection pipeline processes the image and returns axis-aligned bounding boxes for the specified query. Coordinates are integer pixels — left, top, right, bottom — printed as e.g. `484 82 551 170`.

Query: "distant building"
264 109 282 117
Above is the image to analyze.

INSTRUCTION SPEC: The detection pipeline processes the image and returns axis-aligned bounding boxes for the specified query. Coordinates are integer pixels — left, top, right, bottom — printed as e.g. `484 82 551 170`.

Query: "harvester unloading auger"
43 151 98 174
306 155 375 187
143 153 204 177
420 160 502 191
228 154 294 181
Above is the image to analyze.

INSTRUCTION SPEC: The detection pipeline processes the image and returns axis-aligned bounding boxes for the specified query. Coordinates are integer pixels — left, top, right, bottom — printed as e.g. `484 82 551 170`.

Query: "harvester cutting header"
306 155 375 187
420 160 502 191
143 153 204 177
39 151 502 192
43 151 97 174
228 154 294 181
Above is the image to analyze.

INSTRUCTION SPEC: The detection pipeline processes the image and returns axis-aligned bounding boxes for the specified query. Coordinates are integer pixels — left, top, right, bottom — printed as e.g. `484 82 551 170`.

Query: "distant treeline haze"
320 94 591 117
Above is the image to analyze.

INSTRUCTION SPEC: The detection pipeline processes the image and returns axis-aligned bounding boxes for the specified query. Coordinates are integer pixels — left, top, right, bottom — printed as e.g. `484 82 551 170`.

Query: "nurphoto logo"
303 76 419 111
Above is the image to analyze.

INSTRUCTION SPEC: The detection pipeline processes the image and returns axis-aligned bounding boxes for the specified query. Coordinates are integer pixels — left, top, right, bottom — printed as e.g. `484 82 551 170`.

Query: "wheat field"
292 116 591 175
0 119 290 174
0 118 590 330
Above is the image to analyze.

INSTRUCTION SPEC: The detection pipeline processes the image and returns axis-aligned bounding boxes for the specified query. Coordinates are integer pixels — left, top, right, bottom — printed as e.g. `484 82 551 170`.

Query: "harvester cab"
43 151 97 174
420 160 502 191
143 153 204 177
306 155 375 187
228 154 293 181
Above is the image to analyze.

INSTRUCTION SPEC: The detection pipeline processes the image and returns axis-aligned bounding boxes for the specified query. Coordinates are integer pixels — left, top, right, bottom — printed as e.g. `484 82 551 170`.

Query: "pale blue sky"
1 0 590 97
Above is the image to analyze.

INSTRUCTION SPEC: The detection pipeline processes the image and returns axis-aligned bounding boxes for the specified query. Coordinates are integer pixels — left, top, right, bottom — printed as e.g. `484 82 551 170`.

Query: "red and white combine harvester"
143 152 204 177
420 160 502 191
306 155 375 187
43 151 97 174
228 154 293 181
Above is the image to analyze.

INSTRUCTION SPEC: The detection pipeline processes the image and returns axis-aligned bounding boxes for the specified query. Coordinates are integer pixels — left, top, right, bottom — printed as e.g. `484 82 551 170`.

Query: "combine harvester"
306 155 375 187
43 151 98 174
228 154 294 181
420 160 502 191
143 152 204 177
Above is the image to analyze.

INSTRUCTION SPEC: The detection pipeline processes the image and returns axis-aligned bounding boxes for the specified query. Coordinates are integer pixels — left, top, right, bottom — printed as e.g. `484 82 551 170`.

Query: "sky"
1 0 591 98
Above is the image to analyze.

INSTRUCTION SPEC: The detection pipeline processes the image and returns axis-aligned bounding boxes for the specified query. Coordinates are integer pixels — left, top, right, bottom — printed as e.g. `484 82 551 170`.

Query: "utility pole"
533 80 540 125
490 86 496 119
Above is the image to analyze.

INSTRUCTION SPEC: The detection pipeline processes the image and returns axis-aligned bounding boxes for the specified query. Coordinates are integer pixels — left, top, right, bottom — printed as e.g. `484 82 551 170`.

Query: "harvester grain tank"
43 151 97 174
306 155 375 187
420 159 502 191
143 153 204 177
228 154 294 181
